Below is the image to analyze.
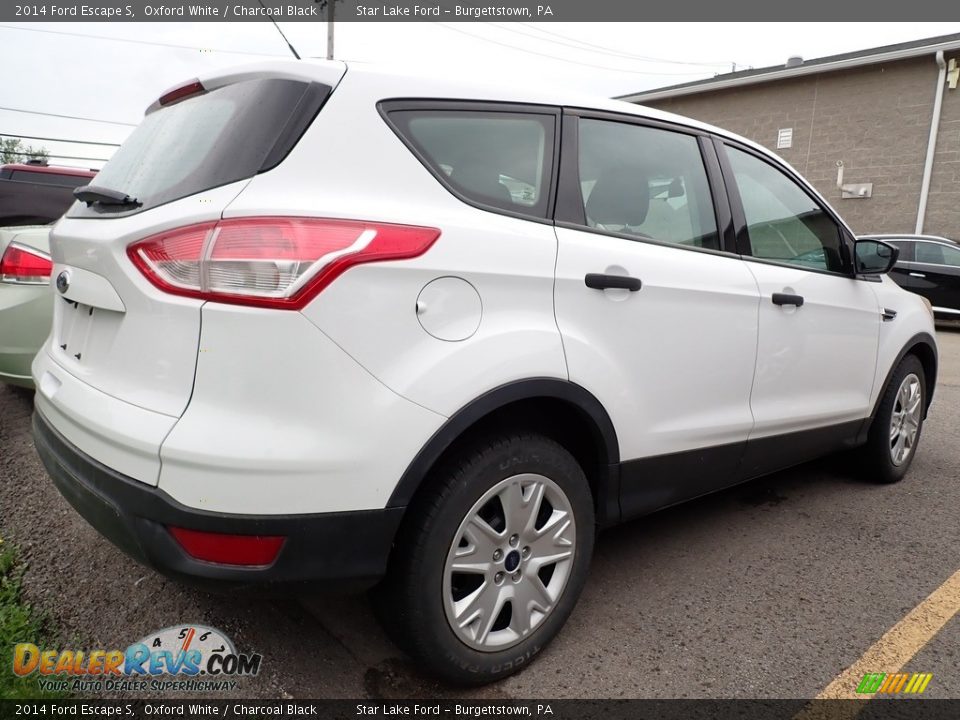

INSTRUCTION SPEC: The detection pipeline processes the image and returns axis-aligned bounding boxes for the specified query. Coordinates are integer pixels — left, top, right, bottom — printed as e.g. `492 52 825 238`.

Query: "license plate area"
54 296 122 368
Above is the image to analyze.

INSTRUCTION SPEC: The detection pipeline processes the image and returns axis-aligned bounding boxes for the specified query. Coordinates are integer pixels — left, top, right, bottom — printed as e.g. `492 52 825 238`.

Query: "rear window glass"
69 78 328 217
9 171 90 188
385 108 555 219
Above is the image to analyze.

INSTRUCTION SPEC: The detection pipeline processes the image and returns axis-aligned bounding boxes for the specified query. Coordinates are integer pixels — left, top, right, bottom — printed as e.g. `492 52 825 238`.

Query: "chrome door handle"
909 272 926 278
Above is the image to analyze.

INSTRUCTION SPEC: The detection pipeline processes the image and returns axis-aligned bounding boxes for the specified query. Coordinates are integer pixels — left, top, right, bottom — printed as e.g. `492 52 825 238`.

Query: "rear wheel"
375 434 594 685
861 355 926 484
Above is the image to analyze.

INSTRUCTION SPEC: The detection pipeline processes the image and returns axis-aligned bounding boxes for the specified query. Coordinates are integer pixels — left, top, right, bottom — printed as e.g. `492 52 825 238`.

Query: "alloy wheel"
442 473 576 651
889 373 922 466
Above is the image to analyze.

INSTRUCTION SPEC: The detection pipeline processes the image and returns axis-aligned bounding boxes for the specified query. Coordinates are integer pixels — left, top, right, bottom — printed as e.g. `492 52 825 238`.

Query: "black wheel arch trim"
386 378 621 523
857 331 938 443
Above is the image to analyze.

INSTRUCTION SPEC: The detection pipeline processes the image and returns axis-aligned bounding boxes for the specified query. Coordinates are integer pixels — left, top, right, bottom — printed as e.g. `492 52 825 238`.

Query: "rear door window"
574 118 719 250
68 78 330 217
382 105 556 219
888 240 914 262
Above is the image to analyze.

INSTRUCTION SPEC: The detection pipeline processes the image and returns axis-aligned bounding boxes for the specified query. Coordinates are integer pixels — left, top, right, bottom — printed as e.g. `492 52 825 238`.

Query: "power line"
493 23 730 67
515 23 739 68
2 150 110 163
0 23 285 59
0 133 121 147
436 24 712 76
0 105 137 127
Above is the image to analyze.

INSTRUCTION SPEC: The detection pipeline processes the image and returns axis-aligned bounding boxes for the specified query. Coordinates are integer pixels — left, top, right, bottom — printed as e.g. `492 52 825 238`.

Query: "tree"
1 138 49 165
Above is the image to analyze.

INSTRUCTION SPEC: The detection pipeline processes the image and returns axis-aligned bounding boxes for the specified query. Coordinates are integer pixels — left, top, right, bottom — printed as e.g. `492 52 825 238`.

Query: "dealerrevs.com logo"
13 625 262 693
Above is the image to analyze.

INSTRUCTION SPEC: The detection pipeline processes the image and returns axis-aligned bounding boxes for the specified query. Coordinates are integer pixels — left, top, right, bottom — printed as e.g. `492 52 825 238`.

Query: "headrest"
585 165 650 227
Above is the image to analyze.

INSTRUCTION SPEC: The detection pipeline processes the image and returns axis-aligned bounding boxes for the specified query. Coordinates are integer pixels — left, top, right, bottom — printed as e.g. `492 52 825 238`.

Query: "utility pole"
317 0 337 59
327 0 335 59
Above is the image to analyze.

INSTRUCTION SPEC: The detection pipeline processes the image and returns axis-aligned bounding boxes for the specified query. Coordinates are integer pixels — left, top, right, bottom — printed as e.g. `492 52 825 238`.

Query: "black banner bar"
2 0 958 22
3 700 960 720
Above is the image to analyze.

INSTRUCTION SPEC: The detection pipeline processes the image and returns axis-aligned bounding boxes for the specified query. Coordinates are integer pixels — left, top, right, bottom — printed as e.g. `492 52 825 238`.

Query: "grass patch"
0 540 68 699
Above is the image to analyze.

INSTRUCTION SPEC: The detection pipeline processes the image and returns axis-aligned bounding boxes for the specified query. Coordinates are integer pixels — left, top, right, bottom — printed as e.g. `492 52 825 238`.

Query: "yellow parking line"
793 569 960 720
815 567 960 699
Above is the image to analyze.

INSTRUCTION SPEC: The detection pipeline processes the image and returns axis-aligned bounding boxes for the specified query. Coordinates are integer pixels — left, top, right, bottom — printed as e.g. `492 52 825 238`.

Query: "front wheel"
861 355 926 484
375 434 595 685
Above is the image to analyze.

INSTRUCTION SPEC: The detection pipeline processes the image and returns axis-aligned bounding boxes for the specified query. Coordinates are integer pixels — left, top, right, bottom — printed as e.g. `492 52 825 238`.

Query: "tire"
373 433 595 685
861 354 926 484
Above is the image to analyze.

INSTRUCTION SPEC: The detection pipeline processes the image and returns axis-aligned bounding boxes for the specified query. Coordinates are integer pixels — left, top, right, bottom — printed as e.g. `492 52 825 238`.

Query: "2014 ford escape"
32 60 938 684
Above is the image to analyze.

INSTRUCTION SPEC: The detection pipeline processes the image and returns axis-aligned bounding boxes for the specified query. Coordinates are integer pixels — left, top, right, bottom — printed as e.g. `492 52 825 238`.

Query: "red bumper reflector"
168 526 285 566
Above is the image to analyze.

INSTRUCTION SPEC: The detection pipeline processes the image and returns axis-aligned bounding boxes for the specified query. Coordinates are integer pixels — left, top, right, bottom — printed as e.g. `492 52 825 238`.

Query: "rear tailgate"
48 184 251 417
37 60 346 484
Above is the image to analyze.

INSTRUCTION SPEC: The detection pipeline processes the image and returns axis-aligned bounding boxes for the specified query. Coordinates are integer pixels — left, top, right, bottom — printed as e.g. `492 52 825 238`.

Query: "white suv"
32 60 937 684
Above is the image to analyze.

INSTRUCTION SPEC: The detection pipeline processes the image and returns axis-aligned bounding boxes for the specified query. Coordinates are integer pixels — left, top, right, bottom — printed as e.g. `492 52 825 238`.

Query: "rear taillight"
127 217 440 310
0 242 52 285
168 526 285 567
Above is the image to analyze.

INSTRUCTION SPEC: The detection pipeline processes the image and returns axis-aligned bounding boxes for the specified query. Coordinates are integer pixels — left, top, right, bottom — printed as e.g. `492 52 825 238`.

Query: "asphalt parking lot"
1 327 958 700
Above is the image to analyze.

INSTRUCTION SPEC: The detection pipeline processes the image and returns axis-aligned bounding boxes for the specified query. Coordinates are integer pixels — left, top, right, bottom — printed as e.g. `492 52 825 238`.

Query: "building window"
776 128 793 150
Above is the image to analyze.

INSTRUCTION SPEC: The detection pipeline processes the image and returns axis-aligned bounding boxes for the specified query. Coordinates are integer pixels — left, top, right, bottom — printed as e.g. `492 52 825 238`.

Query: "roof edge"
619 36 960 104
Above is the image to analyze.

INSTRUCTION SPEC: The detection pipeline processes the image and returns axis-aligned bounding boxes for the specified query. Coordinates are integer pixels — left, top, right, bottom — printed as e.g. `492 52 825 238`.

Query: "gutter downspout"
916 50 947 234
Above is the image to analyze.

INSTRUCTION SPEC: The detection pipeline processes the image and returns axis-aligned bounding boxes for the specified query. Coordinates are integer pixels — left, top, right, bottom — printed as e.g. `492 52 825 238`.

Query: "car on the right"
863 234 960 319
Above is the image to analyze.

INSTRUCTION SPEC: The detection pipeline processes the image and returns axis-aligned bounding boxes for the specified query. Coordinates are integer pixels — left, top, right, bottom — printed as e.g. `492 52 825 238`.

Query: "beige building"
621 34 960 238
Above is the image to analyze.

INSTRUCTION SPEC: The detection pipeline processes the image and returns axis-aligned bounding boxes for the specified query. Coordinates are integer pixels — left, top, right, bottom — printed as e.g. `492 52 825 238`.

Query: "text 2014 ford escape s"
32 60 937 684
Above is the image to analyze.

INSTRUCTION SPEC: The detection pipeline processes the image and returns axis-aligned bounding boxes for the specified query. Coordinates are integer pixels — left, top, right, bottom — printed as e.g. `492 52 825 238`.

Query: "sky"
1 21 958 169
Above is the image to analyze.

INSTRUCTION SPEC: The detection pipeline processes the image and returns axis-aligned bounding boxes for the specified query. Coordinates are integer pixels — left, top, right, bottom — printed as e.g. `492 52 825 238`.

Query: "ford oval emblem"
55 271 70 294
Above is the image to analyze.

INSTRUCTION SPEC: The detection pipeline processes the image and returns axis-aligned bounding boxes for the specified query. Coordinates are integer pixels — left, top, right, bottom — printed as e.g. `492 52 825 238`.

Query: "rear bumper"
33 409 403 592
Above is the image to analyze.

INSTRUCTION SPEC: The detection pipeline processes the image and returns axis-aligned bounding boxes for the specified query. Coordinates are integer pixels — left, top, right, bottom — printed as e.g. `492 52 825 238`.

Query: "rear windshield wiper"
74 185 142 208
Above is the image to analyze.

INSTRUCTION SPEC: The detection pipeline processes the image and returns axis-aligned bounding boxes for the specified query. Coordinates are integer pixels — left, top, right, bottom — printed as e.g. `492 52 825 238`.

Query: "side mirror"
854 239 899 275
